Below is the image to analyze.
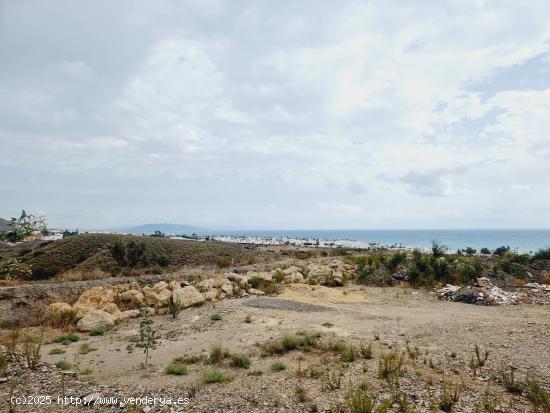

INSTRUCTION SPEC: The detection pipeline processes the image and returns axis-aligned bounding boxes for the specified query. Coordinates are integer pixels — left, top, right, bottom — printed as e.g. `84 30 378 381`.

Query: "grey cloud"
1 0 550 228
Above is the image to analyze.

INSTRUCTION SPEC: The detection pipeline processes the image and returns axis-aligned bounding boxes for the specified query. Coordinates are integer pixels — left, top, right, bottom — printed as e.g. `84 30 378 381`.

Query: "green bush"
203 369 233 383
173 355 203 364
165 362 188 375
55 360 72 370
89 325 108 336
78 343 96 355
53 334 80 345
386 252 407 272
533 248 550 260
48 348 66 355
271 361 286 371
210 313 222 321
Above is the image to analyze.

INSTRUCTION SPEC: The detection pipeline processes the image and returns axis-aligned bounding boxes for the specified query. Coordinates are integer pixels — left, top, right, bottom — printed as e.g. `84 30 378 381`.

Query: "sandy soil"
31 284 550 412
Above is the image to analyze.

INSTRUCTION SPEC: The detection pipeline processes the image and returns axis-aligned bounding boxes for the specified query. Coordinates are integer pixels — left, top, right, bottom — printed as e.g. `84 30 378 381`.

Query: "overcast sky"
1 0 549 230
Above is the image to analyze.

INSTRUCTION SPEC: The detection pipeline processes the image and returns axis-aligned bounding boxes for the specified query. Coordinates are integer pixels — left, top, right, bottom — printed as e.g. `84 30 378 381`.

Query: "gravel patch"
244 297 332 312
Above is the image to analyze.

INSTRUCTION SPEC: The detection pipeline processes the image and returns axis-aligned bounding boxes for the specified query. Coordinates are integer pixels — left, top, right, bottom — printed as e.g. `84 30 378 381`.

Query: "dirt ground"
28 284 550 412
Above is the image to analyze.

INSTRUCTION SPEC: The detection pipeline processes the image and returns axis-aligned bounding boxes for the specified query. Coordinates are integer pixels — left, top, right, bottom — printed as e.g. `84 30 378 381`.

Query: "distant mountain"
118 223 211 235
0 217 11 232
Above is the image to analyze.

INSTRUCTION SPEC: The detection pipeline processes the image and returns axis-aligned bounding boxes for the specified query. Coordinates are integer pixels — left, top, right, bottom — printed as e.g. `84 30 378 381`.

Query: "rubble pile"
438 277 550 305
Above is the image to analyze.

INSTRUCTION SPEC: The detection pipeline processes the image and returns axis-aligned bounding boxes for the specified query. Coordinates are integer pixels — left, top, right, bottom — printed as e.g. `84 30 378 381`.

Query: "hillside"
19 233 259 279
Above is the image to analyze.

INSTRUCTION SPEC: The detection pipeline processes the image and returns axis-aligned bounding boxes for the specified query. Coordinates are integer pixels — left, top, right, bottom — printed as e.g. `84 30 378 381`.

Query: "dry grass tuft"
56 268 110 282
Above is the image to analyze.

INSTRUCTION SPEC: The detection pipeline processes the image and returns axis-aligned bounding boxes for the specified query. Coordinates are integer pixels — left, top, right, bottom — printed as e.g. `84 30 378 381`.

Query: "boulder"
239 276 250 289
118 289 144 307
168 280 181 290
77 310 115 332
203 290 218 301
172 286 205 308
226 272 242 282
75 287 115 310
112 284 131 294
116 309 140 321
152 281 169 293
197 278 215 292
101 303 121 315
285 272 305 284
143 287 160 306
213 276 231 288
221 284 234 297
283 266 301 275
157 288 172 306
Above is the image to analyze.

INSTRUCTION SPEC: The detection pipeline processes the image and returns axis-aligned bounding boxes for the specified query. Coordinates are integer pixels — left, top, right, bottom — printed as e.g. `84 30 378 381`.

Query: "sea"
216 229 550 254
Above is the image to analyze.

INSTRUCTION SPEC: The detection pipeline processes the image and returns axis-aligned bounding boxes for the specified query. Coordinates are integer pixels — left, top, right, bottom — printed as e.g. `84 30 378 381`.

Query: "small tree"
109 240 127 266
138 307 157 369
167 295 184 319
8 210 47 242
431 241 447 258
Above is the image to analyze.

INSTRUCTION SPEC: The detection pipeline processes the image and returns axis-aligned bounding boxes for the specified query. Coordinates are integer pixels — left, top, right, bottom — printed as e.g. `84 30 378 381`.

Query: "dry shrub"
47 308 78 330
22 331 43 370
56 268 110 282
512 278 527 287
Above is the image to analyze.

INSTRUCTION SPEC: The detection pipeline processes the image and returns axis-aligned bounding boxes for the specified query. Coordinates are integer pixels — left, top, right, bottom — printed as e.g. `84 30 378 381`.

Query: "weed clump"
271 361 286 371
437 377 462 412
53 334 80 346
229 353 251 369
345 387 389 413
203 369 232 383
260 332 321 356
173 355 203 365
22 332 43 370
469 344 489 376
378 351 405 383
55 360 72 371
210 313 222 321
165 362 188 375
208 344 229 364
526 379 550 412
498 365 523 394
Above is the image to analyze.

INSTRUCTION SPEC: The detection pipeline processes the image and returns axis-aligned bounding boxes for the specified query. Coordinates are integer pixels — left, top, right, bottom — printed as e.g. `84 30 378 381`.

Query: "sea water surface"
218 229 550 253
